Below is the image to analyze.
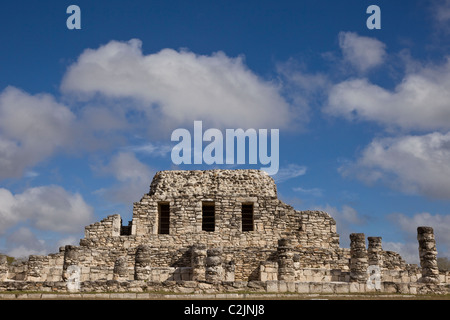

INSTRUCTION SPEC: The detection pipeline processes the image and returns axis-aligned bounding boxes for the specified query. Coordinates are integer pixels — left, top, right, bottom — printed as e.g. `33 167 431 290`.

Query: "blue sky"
0 0 450 263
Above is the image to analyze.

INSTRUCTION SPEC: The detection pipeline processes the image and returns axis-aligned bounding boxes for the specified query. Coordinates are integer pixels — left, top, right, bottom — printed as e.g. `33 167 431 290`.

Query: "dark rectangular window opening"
120 219 132 236
202 202 215 232
242 204 254 232
159 203 170 234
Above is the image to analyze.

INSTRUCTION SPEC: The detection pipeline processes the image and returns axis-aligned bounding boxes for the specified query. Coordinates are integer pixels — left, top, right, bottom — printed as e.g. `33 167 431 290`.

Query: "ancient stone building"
0 169 449 295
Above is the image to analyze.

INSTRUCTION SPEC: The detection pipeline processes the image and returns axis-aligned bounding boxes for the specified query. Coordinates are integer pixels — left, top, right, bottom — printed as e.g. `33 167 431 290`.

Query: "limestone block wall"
296 211 340 249
133 170 277 236
224 247 275 281
84 214 121 240
26 253 64 281
5 261 27 280
149 170 278 198
440 271 450 283
3 252 64 282
76 169 342 281
69 239 345 283
3 170 448 294
382 269 421 283
59 244 135 282
0 255 8 281
293 247 350 270
382 251 406 270
132 195 303 247
95 170 341 250
260 261 278 281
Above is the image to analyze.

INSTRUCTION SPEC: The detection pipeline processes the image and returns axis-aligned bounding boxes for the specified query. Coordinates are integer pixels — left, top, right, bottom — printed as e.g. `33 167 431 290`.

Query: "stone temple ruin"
0 169 449 295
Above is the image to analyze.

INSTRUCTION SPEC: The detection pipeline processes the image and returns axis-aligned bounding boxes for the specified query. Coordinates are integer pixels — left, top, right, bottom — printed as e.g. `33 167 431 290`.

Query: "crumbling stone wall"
1 169 449 295
125 170 338 250
77 170 342 281
0 255 8 281
27 253 64 282
84 214 121 240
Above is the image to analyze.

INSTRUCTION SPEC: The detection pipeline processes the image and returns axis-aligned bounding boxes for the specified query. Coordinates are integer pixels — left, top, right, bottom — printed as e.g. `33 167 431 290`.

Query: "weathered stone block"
335 282 350 293
296 282 310 294
322 283 335 294
310 283 322 293
266 281 278 293
383 282 397 293
349 282 360 293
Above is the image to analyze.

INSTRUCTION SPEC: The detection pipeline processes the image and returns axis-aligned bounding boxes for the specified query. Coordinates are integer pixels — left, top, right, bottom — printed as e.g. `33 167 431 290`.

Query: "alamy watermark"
171 121 279 175
366 265 381 290
66 5 81 30
366 5 381 30
66 265 81 292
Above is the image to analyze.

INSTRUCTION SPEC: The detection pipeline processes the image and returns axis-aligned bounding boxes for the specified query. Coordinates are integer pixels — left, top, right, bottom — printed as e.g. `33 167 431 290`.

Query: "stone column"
62 245 80 281
368 237 383 268
205 247 223 282
417 226 439 284
62 245 82 292
111 214 121 237
349 233 368 282
0 255 8 281
277 238 295 281
191 244 207 281
113 257 128 281
134 245 151 280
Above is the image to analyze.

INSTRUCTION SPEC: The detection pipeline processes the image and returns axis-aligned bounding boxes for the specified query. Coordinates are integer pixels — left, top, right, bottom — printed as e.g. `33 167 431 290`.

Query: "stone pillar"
111 214 121 237
134 245 151 280
417 226 439 284
368 237 384 268
0 255 8 281
349 233 368 282
191 244 207 281
113 257 129 281
62 245 80 281
277 238 295 281
205 247 224 282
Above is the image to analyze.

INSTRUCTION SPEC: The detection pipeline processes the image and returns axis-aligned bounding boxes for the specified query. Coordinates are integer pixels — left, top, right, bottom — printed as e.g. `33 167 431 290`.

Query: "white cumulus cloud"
325 57 450 131
0 87 76 179
338 31 386 73
0 185 94 235
431 0 450 32
272 163 307 183
292 186 323 197
93 152 154 204
339 132 450 199
61 39 297 131
5 227 48 258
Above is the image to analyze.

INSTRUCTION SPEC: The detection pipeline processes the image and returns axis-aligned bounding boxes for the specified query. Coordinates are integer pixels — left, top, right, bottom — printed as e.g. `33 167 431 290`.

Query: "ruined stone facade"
0 169 449 295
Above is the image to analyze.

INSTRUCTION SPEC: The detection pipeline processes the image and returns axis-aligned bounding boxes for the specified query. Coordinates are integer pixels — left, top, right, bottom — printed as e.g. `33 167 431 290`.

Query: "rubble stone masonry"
0 169 448 295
